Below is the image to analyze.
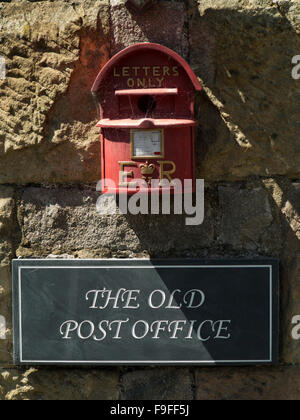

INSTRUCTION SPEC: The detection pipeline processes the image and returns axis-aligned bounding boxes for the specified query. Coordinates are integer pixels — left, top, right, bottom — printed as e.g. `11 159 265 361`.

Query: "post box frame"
92 43 202 195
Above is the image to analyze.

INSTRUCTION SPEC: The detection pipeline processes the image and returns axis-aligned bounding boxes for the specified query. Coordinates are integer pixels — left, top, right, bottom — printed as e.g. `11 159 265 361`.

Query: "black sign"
13 259 279 366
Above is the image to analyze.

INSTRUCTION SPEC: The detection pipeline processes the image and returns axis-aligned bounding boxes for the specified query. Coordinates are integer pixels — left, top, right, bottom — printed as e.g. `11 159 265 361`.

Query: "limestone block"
196 366 300 400
0 0 110 184
110 0 189 58
17 186 214 258
0 266 13 366
218 185 277 252
121 368 193 400
189 0 300 181
0 368 120 400
0 186 14 266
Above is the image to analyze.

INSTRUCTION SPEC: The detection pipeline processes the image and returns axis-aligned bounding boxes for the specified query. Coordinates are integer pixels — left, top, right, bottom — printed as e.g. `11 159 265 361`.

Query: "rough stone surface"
17 186 215 258
0 186 14 266
110 0 189 58
282 254 300 364
1 0 300 184
0 368 120 400
190 0 300 181
196 366 300 400
0 0 300 401
0 0 110 184
17 181 291 260
0 266 12 365
121 368 193 400
281 182 300 243
218 185 278 252
277 182 300 363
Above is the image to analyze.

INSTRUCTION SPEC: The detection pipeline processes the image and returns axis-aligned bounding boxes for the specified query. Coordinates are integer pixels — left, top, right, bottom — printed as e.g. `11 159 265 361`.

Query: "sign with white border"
13 259 279 366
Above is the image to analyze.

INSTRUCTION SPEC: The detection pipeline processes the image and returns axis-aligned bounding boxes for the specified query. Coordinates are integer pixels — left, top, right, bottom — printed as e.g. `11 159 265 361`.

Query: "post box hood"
91 43 202 94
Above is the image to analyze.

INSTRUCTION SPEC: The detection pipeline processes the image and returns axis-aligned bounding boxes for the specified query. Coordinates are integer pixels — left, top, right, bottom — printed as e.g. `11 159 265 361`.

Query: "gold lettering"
173 66 179 76
163 66 170 76
114 67 120 77
148 78 156 88
152 66 161 77
118 161 138 187
122 67 130 77
159 161 176 183
143 66 151 76
137 78 146 88
156 77 164 88
133 66 140 77
127 78 135 88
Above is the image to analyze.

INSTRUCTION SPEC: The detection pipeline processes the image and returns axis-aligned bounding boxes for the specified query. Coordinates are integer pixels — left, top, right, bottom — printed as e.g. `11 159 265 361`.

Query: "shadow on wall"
13 1 300 266
106 2 300 262
42 23 110 132
188 1 300 181
189 6 300 353
109 0 189 59
262 178 300 361
0 14 110 184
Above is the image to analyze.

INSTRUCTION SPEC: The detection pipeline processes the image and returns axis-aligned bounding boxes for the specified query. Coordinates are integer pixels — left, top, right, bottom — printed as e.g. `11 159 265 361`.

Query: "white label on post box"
132 130 164 158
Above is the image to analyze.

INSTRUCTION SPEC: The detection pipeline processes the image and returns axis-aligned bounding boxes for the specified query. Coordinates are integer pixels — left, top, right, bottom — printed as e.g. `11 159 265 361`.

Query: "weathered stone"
17 186 214 258
262 179 300 251
121 368 193 400
196 366 300 400
190 0 300 181
126 0 156 12
0 266 13 366
281 182 300 242
0 0 299 401
0 367 120 400
110 0 189 58
282 254 300 364
218 185 278 252
0 186 14 266
275 182 300 364
0 0 110 184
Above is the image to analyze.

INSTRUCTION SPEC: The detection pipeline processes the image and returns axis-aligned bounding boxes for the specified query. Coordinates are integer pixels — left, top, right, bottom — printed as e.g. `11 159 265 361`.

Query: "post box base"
100 186 195 195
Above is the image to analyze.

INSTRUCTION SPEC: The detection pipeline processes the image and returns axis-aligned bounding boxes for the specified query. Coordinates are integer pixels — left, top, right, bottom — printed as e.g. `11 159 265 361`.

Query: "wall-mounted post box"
91 43 202 195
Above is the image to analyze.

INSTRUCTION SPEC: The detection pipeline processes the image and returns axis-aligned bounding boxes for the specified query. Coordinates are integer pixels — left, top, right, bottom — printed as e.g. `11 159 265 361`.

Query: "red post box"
91 43 202 195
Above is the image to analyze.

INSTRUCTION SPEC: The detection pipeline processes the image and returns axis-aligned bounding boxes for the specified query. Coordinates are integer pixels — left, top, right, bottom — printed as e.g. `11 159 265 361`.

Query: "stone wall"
0 0 300 400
